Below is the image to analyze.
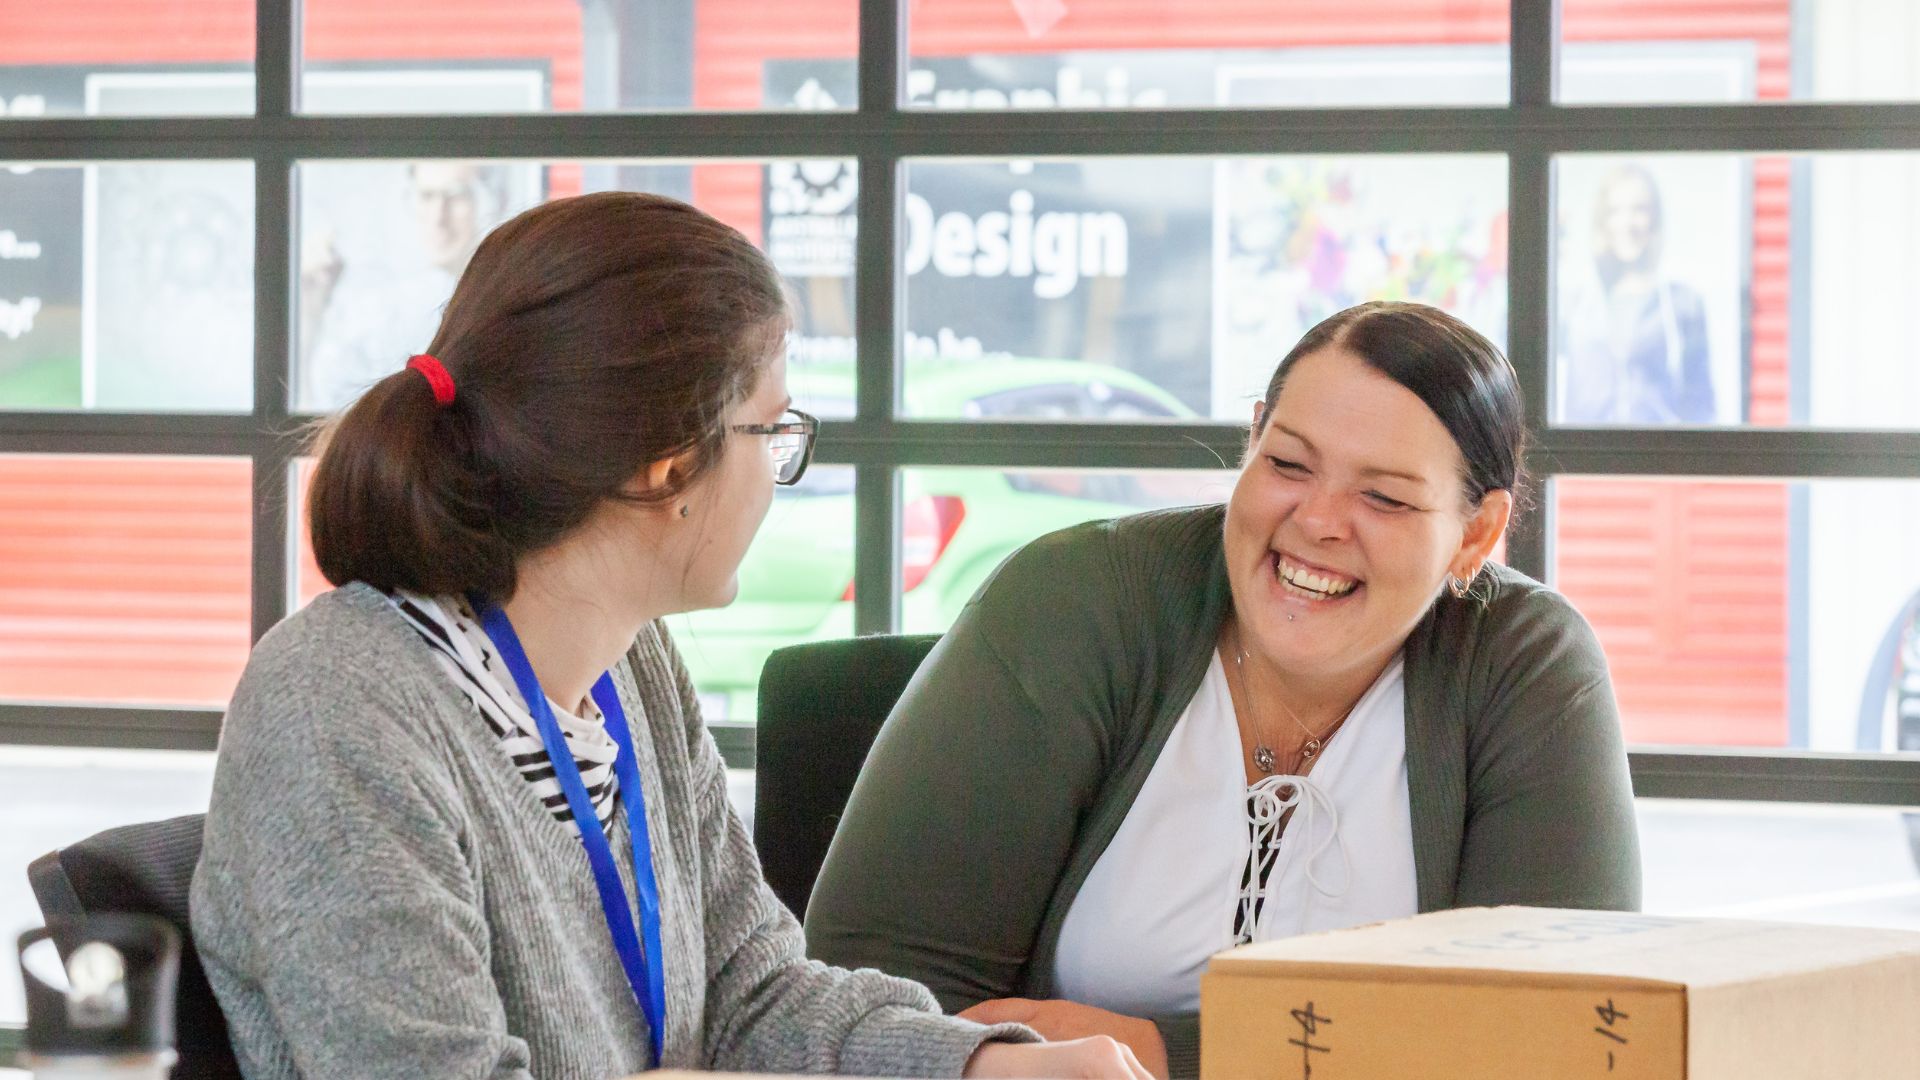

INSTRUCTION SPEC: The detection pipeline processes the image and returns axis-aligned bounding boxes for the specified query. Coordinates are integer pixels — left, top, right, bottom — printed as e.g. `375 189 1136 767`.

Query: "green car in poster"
665 356 1224 722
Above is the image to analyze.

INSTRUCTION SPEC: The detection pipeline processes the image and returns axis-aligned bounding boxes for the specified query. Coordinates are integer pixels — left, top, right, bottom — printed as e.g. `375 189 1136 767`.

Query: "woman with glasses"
806 301 1640 1079
191 192 1147 1080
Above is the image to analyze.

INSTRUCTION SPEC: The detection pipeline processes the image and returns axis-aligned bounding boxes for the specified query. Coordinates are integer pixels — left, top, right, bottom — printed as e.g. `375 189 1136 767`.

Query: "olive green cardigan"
804 504 1641 1078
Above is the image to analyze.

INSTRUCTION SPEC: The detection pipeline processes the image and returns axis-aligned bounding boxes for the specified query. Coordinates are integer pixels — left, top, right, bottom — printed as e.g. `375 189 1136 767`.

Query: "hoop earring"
1447 573 1472 599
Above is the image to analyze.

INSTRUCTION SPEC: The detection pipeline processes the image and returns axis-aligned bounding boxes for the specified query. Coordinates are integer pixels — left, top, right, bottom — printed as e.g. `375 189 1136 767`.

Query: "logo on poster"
0 230 43 259
766 78 861 277
765 76 1130 298
904 65 1169 110
0 297 42 341
769 159 858 217
904 190 1128 300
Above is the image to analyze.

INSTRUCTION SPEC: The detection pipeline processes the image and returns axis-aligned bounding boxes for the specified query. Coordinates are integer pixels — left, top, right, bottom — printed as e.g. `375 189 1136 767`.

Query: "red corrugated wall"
1559 0 1793 746
0 1 581 98
0 1 255 64
0 457 252 705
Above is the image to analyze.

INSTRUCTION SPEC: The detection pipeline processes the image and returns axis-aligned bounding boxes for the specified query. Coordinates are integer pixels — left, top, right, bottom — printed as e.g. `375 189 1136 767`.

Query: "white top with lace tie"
1051 650 1417 1018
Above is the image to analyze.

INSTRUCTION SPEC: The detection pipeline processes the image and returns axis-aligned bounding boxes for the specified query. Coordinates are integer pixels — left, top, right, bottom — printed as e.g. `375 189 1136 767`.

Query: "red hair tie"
407 354 456 408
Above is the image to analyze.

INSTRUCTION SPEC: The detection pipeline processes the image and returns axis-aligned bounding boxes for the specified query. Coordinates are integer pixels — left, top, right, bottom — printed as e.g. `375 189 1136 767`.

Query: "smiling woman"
1221 303 1522 782
806 301 1640 1080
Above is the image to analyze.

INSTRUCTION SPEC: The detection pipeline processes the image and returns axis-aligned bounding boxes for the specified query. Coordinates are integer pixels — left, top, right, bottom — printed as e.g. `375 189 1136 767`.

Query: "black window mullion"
0 705 222 752
850 157 901 636
852 466 901 637
17 103 1920 162
857 0 906 114
250 436 295 646
1502 0 1555 582
250 152 294 644
1505 143 1551 584
1537 428 1920 478
851 0 905 636
258 0 297 121
1512 0 1558 108
1505 145 1553 583
1630 750 1920 807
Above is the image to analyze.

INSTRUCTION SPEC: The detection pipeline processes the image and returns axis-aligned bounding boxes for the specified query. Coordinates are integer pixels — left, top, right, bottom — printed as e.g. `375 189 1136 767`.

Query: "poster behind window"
1553 155 1747 426
295 70 546 412
298 159 543 412
765 51 1509 423
0 164 82 409
1552 45 1753 427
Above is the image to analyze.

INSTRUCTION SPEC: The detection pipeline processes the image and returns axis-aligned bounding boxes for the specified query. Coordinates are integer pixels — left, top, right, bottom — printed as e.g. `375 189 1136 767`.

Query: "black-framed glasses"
734 408 818 486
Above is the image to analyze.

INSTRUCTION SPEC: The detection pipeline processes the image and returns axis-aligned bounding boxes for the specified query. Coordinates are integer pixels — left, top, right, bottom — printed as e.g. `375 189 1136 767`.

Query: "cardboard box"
1201 906 1920 1080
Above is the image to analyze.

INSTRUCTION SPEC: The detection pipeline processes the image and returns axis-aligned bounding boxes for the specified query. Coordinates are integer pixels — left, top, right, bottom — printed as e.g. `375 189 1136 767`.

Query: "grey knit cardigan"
191 583 1029 1079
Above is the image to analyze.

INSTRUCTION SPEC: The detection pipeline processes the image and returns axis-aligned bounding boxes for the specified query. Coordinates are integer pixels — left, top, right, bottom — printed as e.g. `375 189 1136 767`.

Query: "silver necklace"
1228 627 1353 775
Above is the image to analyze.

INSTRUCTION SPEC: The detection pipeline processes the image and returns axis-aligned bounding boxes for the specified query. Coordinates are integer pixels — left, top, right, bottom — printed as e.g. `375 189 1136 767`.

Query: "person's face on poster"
409 162 484 274
1599 170 1660 272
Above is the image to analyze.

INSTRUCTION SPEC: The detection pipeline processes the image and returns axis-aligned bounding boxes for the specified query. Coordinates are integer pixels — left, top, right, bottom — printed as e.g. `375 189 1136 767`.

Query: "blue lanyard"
475 599 666 1069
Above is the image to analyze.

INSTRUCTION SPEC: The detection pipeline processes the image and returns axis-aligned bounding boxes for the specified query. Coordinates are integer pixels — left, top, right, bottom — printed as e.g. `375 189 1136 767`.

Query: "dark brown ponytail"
308 191 789 600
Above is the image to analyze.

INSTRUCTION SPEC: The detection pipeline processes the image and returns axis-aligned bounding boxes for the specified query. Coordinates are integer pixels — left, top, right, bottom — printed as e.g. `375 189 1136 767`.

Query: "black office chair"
28 813 241 1080
754 634 939 919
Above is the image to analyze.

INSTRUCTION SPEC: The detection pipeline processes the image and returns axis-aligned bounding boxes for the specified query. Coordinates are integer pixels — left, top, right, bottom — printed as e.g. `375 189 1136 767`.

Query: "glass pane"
898 468 1237 634
1554 476 1920 754
1559 0 1920 104
906 1 1511 108
298 0 856 113
902 156 1509 421
296 460 854 725
0 2 254 117
300 462 860 724
1639 800 1920 931
0 162 254 412
294 159 855 415
664 466 855 724
0 746 216 1024
0 456 252 707
1554 153 1920 429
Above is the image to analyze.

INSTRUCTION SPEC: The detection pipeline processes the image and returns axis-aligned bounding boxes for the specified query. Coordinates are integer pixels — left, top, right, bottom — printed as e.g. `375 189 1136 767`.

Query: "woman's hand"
963 1035 1154 1079
962 998 1170 1079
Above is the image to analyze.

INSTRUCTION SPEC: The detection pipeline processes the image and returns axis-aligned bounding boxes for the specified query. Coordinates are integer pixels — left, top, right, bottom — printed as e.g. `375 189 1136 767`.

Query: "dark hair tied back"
307 191 790 601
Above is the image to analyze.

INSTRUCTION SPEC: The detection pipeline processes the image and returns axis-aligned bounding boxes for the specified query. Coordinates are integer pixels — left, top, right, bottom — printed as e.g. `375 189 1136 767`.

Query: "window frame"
0 0 1916 804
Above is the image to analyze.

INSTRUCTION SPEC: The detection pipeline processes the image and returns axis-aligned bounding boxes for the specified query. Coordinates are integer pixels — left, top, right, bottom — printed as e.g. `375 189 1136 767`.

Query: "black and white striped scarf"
390 591 620 839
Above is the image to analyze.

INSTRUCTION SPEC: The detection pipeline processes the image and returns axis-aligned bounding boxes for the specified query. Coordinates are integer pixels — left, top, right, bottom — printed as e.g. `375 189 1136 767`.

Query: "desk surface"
644 1072 896 1079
